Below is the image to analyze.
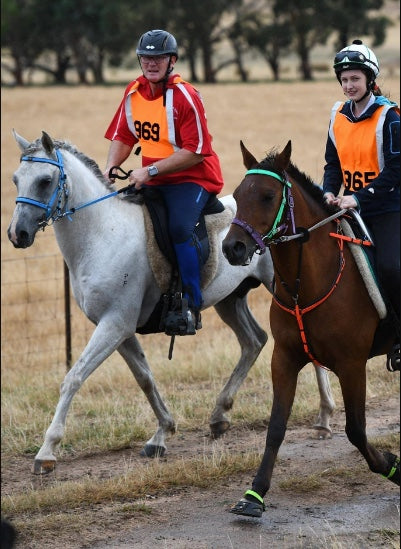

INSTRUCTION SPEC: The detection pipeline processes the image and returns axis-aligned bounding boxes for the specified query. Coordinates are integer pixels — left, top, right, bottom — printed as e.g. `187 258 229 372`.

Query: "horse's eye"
262 191 275 203
38 176 52 186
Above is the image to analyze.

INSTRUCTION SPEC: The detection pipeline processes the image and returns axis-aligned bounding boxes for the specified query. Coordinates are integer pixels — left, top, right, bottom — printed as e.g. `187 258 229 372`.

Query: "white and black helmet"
333 39 379 82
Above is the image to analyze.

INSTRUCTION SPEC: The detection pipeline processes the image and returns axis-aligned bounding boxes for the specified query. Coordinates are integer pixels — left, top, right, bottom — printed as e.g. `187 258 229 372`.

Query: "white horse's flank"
8 131 335 474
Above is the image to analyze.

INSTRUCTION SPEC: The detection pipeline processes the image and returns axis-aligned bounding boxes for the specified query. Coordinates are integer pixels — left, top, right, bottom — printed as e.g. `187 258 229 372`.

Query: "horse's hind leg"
33 322 126 474
209 293 268 438
312 366 335 438
118 335 176 458
340 368 400 485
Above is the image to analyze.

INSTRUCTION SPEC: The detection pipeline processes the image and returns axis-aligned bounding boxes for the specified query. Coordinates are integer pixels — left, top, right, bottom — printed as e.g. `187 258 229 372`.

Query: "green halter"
246 169 292 242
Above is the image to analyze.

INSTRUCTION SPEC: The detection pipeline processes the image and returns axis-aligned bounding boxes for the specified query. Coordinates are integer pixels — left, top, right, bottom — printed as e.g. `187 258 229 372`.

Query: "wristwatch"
147 165 159 177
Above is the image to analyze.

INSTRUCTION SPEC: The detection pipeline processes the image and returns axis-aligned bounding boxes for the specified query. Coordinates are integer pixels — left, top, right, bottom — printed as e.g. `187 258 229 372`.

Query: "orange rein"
272 226 346 369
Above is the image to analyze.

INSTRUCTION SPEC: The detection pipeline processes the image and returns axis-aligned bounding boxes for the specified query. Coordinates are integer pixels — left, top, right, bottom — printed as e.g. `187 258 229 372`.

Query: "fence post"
64 261 72 370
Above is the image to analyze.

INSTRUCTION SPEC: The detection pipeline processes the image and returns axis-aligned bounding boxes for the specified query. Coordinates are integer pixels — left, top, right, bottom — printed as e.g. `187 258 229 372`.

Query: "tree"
272 0 392 80
273 0 333 81
170 0 244 83
240 2 292 81
325 0 391 50
1 0 42 85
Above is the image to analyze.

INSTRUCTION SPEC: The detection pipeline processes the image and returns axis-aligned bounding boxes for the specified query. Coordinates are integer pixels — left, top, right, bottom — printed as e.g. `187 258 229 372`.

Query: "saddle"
121 187 234 335
339 215 399 369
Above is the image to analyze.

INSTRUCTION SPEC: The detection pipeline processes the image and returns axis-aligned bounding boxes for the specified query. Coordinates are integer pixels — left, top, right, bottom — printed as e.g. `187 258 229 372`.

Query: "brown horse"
222 140 400 518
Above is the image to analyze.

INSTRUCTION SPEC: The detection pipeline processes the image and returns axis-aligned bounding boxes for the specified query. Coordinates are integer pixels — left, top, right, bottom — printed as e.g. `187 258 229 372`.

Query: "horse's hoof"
383 452 400 485
140 444 166 458
313 426 332 440
210 420 230 439
230 498 264 518
32 459 56 475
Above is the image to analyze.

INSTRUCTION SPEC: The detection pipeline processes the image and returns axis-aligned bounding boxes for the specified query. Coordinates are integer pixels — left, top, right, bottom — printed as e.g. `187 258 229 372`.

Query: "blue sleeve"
322 130 343 196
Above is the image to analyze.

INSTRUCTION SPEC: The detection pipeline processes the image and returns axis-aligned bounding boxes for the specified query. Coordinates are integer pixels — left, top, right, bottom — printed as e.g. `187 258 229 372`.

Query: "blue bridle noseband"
16 149 69 225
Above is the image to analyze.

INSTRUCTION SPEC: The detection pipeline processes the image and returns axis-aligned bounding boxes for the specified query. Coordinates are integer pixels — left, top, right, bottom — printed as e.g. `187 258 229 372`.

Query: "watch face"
148 165 158 176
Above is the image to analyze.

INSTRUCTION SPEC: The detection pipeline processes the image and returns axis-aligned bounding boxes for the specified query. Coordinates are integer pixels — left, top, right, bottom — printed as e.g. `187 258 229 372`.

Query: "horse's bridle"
232 169 296 254
231 168 362 255
15 152 138 230
16 149 69 227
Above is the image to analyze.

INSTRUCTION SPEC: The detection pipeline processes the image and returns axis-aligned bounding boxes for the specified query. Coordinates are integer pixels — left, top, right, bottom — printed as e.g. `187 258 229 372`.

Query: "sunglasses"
139 55 169 65
334 50 378 69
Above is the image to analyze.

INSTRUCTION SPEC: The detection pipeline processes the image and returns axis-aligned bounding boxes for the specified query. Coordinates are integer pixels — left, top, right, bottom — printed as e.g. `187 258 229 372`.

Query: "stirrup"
386 344 400 372
164 297 200 336
164 309 195 336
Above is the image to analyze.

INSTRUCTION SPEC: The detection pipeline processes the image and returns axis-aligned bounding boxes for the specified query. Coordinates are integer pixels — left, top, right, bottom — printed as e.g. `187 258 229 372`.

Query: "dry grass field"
1 30 400 548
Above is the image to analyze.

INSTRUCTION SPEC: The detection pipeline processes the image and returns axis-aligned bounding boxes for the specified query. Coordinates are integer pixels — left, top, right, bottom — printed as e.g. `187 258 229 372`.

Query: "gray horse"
7 131 335 474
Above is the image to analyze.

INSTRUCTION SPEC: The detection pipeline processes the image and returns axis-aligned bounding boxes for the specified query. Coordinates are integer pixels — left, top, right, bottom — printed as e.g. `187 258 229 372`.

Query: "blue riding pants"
152 183 211 310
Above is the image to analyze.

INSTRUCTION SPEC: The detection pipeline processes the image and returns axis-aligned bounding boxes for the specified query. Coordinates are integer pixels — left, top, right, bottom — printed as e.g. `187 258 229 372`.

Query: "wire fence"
1 253 92 371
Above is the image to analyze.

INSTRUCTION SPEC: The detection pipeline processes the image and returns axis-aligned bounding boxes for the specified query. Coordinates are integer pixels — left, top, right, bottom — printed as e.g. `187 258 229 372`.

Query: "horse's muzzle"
222 238 252 266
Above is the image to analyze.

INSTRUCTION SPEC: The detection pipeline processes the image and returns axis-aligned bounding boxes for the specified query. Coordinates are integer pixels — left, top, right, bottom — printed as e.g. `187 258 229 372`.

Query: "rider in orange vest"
103 30 224 335
323 40 400 371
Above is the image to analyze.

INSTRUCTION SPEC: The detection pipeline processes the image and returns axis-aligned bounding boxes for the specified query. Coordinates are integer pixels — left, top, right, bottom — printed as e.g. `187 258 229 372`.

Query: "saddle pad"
144 205 235 293
341 219 387 319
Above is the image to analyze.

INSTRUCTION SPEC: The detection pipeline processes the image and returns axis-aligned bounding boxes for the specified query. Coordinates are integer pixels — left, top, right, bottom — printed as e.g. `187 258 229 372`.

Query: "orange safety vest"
329 101 394 192
125 77 187 159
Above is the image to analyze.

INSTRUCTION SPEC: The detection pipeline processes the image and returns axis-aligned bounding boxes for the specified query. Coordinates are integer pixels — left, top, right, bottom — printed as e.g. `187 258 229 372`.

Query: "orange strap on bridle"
273 237 346 369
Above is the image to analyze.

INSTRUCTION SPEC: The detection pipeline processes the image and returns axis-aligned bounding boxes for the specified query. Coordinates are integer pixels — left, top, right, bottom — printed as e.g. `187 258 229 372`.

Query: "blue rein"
16 149 131 227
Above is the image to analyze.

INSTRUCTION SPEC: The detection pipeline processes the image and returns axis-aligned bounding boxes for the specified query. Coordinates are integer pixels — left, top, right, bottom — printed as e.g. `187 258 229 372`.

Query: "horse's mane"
258 149 338 216
23 138 115 192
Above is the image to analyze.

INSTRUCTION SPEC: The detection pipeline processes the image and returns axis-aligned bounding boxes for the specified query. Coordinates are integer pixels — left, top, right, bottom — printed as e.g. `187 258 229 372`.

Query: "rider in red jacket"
104 29 224 335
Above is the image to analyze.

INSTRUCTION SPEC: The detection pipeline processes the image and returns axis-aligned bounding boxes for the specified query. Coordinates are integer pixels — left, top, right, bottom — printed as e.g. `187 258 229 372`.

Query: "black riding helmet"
136 30 178 105
136 29 178 59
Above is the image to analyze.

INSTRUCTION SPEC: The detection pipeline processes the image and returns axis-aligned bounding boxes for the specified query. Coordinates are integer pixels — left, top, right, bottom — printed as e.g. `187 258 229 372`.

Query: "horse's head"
223 140 292 266
8 131 67 248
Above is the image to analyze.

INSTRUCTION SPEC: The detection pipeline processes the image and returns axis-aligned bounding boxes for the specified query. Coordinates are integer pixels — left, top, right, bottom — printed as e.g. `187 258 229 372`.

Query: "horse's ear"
41 131 55 155
240 140 258 170
12 129 30 152
275 140 291 171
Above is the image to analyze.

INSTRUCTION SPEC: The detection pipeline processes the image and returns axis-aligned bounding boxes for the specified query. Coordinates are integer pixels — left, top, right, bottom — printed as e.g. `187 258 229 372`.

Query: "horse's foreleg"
33 323 126 474
312 366 335 438
209 294 267 438
340 368 400 486
118 336 176 458
231 351 300 517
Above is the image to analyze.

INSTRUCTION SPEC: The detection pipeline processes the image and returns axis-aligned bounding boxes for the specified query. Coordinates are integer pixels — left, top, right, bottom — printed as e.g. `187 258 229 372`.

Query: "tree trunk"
12 59 25 86
231 39 248 82
187 50 199 83
267 58 280 81
201 41 215 83
54 52 71 84
297 39 313 81
90 49 105 84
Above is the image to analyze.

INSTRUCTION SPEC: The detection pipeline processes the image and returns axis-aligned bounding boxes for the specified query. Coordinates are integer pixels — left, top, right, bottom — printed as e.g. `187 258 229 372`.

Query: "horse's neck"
53 152 128 268
64 151 109 206
272 186 339 304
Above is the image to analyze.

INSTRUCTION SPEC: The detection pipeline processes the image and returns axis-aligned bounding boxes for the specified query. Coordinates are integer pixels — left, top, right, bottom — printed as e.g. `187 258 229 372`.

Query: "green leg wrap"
382 452 400 486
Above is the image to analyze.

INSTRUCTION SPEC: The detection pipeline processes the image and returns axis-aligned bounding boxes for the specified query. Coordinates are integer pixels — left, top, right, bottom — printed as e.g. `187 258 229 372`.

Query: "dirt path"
2 396 399 548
